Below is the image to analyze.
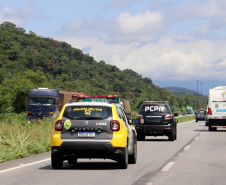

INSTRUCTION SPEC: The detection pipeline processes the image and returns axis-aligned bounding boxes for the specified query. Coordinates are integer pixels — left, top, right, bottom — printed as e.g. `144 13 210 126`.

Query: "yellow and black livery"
51 102 137 169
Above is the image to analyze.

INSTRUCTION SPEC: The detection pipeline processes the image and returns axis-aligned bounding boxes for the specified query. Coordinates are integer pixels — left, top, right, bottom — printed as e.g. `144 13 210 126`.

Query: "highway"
1 120 226 185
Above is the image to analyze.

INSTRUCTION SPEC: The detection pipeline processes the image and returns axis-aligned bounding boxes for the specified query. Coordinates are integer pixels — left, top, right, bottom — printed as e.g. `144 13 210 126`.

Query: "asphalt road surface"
1 120 226 185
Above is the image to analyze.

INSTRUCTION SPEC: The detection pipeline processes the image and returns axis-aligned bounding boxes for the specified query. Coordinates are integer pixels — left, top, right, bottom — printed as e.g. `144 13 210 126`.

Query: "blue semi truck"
27 88 75 121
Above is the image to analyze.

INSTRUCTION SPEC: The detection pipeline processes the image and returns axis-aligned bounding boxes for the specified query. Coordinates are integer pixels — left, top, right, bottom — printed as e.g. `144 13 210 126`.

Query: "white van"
206 86 226 131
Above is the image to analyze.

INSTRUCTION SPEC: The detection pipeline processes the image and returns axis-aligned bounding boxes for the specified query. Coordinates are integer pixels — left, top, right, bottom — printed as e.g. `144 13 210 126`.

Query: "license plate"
78 132 95 137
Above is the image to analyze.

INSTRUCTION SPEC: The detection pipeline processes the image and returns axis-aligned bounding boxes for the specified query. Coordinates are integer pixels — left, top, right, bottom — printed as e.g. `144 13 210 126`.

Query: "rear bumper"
51 141 126 161
136 124 174 136
207 118 226 126
196 117 205 121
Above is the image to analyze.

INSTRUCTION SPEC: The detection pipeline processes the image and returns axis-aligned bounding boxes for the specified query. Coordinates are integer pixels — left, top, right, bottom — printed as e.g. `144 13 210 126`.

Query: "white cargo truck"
206 86 226 131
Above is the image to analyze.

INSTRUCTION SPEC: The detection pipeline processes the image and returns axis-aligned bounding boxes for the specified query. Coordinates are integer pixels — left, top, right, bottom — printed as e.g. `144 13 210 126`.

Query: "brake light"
165 114 172 119
27 111 31 114
110 120 120 131
55 120 64 131
136 114 143 119
207 107 212 115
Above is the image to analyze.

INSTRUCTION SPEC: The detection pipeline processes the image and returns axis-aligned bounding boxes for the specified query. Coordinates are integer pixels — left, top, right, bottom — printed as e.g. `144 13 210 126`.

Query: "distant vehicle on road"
206 86 226 131
27 88 79 121
196 109 206 122
186 106 193 114
133 101 178 141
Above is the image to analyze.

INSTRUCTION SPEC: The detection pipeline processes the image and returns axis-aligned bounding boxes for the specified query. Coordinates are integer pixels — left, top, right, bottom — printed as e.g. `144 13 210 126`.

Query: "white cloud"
0 6 24 26
194 24 211 35
56 33 226 82
60 10 165 44
171 0 225 20
0 2 34 26
116 11 164 35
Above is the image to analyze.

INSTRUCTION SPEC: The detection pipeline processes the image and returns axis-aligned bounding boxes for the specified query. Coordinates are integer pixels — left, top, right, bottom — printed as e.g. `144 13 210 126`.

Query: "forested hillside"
164 86 198 95
0 22 202 113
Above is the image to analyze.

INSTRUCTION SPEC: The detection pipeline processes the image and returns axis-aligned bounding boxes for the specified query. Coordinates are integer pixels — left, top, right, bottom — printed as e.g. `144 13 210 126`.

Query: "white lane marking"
184 145 190 150
0 158 50 174
161 162 175 172
195 137 199 140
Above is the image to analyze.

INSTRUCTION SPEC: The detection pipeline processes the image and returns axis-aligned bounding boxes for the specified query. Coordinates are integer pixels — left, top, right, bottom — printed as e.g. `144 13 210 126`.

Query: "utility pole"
196 80 199 110
200 81 203 108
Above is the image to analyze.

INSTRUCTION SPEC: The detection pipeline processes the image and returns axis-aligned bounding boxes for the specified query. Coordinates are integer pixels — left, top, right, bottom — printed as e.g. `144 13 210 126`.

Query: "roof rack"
144 101 168 104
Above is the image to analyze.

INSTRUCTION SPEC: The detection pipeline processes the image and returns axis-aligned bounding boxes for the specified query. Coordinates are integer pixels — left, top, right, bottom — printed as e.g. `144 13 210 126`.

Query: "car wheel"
209 125 213 131
128 139 137 164
51 153 63 169
68 156 77 164
168 130 175 141
137 134 145 141
196 119 198 122
118 147 128 169
174 127 177 140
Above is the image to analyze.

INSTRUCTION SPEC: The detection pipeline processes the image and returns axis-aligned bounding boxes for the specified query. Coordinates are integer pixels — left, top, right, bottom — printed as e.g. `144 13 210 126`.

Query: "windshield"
29 98 54 105
63 106 112 120
198 110 206 114
138 104 170 115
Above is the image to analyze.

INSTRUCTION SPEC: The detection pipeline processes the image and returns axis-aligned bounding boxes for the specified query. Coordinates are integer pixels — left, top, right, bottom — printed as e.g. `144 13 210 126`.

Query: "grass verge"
0 112 54 163
176 115 195 123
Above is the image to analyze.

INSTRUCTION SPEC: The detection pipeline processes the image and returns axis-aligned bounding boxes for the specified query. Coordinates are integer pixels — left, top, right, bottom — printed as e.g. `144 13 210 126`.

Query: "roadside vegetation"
0 113 53 163
176 115 195 123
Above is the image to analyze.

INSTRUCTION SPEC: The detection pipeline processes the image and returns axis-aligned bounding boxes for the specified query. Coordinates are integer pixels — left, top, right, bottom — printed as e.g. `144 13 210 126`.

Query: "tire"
168 129 175 141
128 139 137 164
196 119 198 122
68 156 77 164
51 153 63 169
174 127 177 140
209 125 213 131
137 134 145 141
118 147 128 169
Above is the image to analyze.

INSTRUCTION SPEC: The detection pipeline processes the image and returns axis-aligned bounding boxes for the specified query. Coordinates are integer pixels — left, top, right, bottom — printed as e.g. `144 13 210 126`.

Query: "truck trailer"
206 86 226 131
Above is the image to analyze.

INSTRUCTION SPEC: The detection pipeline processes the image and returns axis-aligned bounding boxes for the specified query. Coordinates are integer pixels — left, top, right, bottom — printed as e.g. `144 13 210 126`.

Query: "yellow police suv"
50 102 137 169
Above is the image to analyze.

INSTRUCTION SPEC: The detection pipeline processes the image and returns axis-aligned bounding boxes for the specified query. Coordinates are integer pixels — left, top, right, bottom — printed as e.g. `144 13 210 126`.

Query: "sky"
1 0 226 95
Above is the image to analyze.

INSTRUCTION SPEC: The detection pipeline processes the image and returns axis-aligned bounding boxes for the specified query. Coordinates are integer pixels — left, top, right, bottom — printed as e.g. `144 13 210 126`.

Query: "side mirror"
55 98 59 105
174 113 178 117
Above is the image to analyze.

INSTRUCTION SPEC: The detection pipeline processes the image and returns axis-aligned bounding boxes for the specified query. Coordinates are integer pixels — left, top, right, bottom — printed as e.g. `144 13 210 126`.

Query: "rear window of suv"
138 104 170 115
198 110 206 114
63 106 112 120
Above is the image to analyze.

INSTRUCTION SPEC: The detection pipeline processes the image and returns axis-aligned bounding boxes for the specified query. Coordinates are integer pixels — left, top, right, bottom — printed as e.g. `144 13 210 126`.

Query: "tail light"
27 111 31 114
110 120 120 131
165 114 172 119
207 107 212 115
55 120 64 131
136 114 143 119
